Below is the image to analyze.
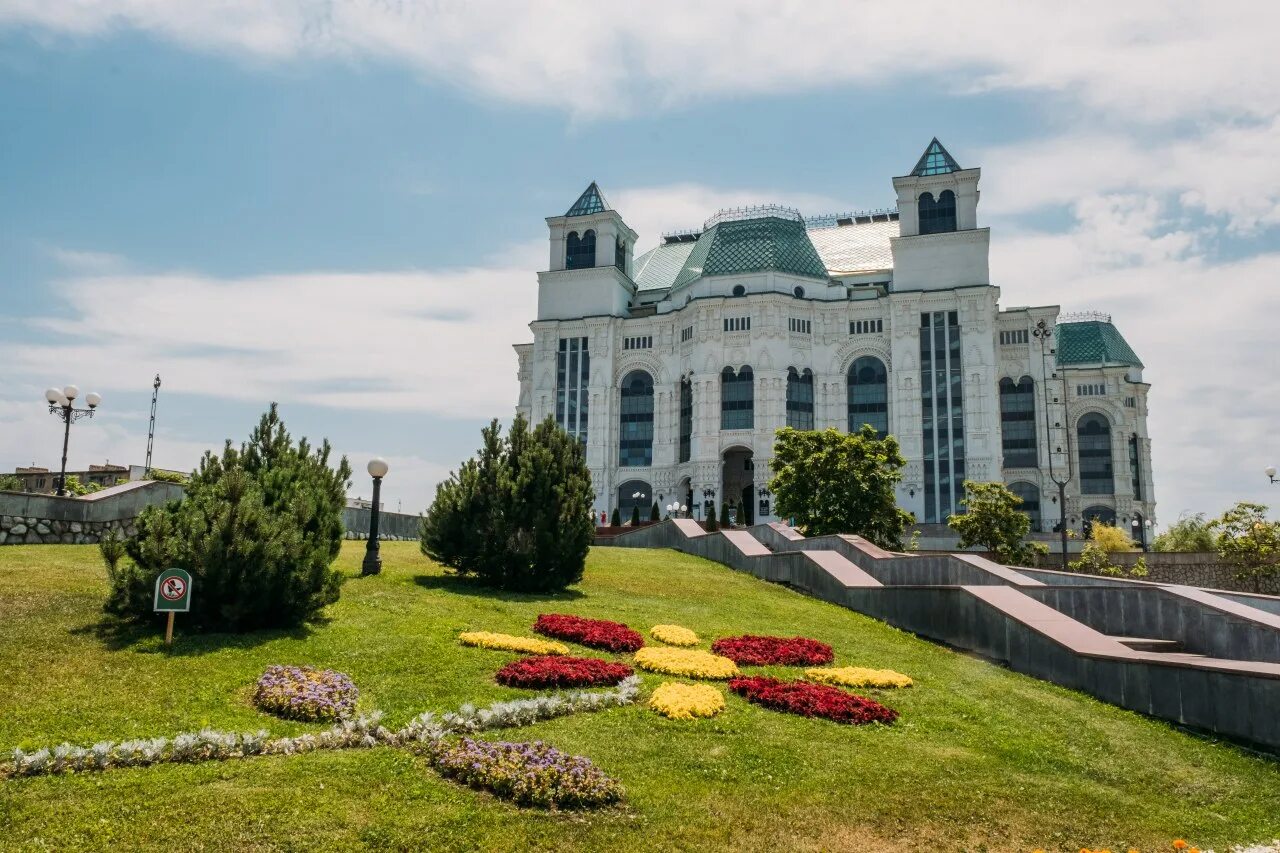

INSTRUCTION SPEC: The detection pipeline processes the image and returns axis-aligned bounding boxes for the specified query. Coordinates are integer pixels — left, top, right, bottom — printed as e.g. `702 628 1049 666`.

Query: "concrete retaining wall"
0 481 186 545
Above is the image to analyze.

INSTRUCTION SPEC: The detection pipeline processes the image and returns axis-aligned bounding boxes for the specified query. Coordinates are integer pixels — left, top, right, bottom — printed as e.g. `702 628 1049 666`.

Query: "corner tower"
889 138 990 291
538 182 639 320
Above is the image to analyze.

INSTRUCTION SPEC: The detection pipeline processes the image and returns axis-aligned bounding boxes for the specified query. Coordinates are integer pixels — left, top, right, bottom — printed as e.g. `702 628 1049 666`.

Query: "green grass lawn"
1 542 1278 852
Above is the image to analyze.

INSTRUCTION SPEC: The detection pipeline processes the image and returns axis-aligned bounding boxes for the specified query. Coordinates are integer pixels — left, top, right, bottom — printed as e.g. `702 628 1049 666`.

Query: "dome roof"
1055 320 1144 368
672 215 828 290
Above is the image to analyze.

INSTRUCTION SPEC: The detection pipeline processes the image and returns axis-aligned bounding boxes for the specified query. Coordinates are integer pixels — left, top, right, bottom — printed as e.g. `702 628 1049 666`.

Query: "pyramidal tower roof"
910 138 962 176
565 181 610 217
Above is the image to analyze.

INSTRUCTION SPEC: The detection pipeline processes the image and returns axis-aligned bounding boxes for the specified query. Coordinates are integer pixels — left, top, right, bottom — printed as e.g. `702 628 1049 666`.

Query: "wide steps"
1109 636 1184 653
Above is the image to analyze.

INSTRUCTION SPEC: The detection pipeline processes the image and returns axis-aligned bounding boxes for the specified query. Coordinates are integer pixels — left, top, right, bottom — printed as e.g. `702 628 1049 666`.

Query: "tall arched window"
678 377 693 463
566 229 596 269
999 376 1037 468
1077 413 1114 495
618 370 654 467
616 480 651 520
1008 481 1041 533
786 367 814 430
847 356 888 437
918 189 957 235
721 366 754 430
614 237 626 271
1083 505 1117 534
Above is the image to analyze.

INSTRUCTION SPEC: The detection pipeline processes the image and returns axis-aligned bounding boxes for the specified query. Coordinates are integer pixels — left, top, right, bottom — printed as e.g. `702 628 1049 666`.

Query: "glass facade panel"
847 357 888 437
1129 433 1142 500
1008 481 1042 533
1077 414 1114 495
918 190 957 235
786 368 815 430
618 370 654 467
565 230 596 270
721 366 754 430
1000 376 1038 468
919 311 966 522
679 378 693 463
555 336 589 443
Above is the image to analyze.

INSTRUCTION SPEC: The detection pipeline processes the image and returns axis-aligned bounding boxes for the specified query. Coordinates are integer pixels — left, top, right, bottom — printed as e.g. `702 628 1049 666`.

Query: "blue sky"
1 2 1278 522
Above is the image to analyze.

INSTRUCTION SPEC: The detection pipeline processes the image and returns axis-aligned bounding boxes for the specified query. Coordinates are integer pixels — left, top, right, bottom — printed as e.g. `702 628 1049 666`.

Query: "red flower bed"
711 635 834 666
533 614 644 653
496 655 634 690
729 676 898 725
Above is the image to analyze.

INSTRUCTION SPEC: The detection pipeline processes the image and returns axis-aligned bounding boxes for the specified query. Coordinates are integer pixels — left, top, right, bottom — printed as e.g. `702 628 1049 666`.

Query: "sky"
1 1 1278 524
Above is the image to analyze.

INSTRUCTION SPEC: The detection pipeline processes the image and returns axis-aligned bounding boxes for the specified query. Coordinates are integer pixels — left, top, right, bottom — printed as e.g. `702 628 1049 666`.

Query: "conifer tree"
720 500 732 529
650 501 660 522
706 501 718 532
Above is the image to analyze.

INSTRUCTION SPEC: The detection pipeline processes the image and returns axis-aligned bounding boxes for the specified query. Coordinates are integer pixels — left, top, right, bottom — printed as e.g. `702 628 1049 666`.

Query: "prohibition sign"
161 575 187 601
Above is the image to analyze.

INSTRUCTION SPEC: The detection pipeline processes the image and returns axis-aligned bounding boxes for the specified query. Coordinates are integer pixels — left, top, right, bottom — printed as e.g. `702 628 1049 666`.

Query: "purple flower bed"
253 665 359 722
426 738 623 809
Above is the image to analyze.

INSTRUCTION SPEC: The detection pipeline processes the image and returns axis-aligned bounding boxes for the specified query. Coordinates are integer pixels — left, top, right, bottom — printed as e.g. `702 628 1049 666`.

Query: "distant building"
514 139 1155 539
7 463 186 494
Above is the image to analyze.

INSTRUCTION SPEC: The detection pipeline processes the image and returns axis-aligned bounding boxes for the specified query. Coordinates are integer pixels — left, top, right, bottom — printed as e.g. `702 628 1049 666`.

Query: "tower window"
850 319 884 335
724 316 751 332
614 237 626 271
786 367 814 430
721 366 754 430
566 229 597 269
918 190 957 235
788 318 811 334
999 376 1037 468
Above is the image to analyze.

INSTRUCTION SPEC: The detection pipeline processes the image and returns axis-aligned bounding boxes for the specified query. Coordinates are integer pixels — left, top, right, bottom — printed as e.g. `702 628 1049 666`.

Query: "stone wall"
1111 551 1280 595
0 480 187 545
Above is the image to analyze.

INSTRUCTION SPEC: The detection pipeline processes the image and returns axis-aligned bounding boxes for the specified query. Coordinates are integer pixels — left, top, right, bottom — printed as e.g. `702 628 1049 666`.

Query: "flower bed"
804 666 913 689
458 631 569 656
648 682 725 719
634 647 739 679
495 655 634 690
729 676 898 725
711 635 834 666
534 614 644 653
650 624 700 647
253 665 359 722
426 738 623 809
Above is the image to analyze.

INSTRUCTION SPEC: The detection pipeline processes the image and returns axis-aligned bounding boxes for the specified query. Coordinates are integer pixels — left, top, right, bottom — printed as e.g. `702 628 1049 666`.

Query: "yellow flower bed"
634 647 739 679
648 681 725 720
457 631 569 656
650 624 700 647
804 666 913 688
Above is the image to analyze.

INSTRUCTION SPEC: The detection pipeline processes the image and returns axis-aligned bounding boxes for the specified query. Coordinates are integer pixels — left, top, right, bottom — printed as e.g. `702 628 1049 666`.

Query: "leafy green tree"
768 425 914 549
1211 501 1280 594
145 469 189 484
63 475 102 496
0 473 22 491
421 415 594 593
1069 522 1146 578
705 501 718 532
947 481 1048 566
105 404 351 632
1153 513 1216 552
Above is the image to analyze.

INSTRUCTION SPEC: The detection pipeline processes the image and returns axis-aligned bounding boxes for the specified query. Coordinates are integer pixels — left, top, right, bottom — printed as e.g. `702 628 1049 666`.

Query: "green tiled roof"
672 216 828 290
910 138 961 176
1055 321 1144 368
565 181 609 217
633 241 697 292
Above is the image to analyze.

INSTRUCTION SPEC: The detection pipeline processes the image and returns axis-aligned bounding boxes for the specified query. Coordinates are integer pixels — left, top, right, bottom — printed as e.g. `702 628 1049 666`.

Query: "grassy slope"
0 542 1277 853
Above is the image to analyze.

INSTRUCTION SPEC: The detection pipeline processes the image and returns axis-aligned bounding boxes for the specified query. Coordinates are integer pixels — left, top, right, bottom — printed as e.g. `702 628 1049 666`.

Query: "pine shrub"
105 405 350 632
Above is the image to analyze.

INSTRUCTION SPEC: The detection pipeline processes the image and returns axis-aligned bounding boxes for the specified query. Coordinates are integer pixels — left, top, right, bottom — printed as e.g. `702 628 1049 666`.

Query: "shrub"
630 505 640 526
711 635 834 666
0 473 21 491
534 614 644 653
421 415 594 593
729 676 898 725
253 665 359 722
98 530 127 584
495 655 633 690
719 500 731 529
649 502 660 522
105 405 350 632
425 738 623 809
706 502 718 532
804 667 913 688
145 469 188 483
610 507 621 527
650 624 700 647
648 682 725 719
633 647 739 679
458 631 568 656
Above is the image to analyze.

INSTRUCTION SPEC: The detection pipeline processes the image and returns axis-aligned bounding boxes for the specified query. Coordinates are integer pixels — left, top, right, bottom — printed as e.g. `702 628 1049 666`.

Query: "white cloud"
3 1 1278 123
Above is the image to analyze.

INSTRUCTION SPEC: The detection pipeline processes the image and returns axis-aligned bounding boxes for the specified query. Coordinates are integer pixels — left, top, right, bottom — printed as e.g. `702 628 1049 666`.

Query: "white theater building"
514 140 1156 542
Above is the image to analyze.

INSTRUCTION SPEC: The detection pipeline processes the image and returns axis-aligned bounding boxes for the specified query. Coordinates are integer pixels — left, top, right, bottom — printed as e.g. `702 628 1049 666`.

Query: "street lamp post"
1266 465 1277 485
45 385 101 496
1033 320 1074 571
362 457 389 576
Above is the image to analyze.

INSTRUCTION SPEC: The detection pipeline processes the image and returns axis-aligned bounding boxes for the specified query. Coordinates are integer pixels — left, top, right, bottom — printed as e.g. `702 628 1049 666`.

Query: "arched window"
848 356 888 437
614 237 626 271
999 376 1037 468
918 189 957 235
786 368 814 430
721 366 754 430
793 285 805 298
618 370 654 467
678 377 693 463
616 480 651 521
1008 482 1041 533
1077 413 1114 495
566 229 596 269
1083 505 1117 536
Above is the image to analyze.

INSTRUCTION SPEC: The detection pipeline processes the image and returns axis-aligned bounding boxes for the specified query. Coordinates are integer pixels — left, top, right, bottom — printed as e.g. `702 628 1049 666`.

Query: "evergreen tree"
611 507 621 527
705 501 718 532
106 405 351 632
630 504 641 526
650 501 660 522
421 415 594 592
769 425 914 549
719 500 732 528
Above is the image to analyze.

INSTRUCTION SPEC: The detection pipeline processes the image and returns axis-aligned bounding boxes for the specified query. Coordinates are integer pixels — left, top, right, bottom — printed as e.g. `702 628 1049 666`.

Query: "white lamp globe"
85 392 102 408
367 457 390 478
45 388 61 404
1267 465 1278 479
62 385 79 401
680 504 687 512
